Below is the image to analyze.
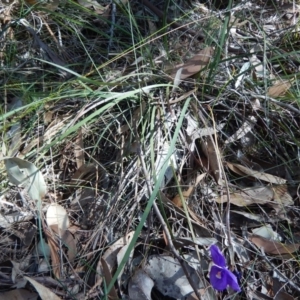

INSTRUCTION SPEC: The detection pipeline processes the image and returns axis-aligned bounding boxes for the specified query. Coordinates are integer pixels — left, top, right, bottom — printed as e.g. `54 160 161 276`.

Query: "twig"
137 143 203 300
253 94 300 115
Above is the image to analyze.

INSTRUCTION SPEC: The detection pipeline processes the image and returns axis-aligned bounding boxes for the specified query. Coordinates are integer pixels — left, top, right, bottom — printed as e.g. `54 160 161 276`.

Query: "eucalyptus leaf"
4 157 47 201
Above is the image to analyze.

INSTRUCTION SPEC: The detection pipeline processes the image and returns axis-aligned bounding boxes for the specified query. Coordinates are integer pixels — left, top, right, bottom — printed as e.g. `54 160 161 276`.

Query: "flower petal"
210 245 226 267
210 266 228 291
224 269 241 292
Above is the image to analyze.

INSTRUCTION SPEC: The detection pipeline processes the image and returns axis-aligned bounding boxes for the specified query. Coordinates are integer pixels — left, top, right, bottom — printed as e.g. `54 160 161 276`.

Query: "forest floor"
1 0 300 299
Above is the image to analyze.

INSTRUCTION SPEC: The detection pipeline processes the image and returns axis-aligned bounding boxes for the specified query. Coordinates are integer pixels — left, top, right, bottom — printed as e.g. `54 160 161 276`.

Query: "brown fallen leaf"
267 80 292 98
172 173 206 207
70 164 102 187
87 232 135 298
170 47 214 80
95 231 135 282
47 235 61 279
101 258 119 300
172 186 194 207
200 139 222 185
159 191 210 235
272 184 293 206
77 0 109 15
268 277 295 300
0 289 38 300
249 234 300 255
226 162 286 184
216 186 273 206
62 230 77 263
216 184 293 208
24 276 61 300
74 128 84 169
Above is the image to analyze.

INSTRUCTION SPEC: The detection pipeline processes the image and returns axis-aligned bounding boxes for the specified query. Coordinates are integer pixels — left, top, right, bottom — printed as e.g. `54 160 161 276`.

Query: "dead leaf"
225 116 257 144
155 141 180 188
226 162 286 184
200 138 222 185
267 80 292 98
44 116 72 142
0 0 15 5
272 184 293 206
77 0 109 14
172 186 194 207
11 261 22 283
44 103 53 125
252 224 281 240
174 236 217 248
46 203 69 236
249 234 300 255
143 255 200 298
10 221 36 247
74 129 84 169
116 231 135 285
37 238 51 259
216 185 292 208
4 157 47 202
268 277 295 300
249 54 264 78
170 47 214 80
172 173 206 207
186 113 225 144
172 67 183 92
101 258 119 300
95 231 135 283
247 289 273 300
46 235 61 279
24 276 61 300
159 191 211 236
70 164 101 186
216 188 272 206
62 230 77 263
0 289 38 300
19 137 43 158
88 232 136 298
274 292 295 300
128 269 154 300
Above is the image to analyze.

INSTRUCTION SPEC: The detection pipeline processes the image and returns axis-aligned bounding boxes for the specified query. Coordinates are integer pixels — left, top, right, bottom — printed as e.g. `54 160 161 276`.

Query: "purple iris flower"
209 245 241 292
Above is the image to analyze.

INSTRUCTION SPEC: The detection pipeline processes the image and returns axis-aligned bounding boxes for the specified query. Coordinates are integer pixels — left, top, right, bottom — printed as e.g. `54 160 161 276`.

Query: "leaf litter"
1 0 300 299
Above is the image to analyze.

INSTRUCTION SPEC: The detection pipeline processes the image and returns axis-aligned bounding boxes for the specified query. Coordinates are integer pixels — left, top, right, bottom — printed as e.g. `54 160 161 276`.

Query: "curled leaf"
170 47 214 80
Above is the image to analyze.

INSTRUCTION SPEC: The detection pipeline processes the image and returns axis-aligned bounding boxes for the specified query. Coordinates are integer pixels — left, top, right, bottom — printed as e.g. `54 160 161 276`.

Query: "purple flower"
209 245 241 292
